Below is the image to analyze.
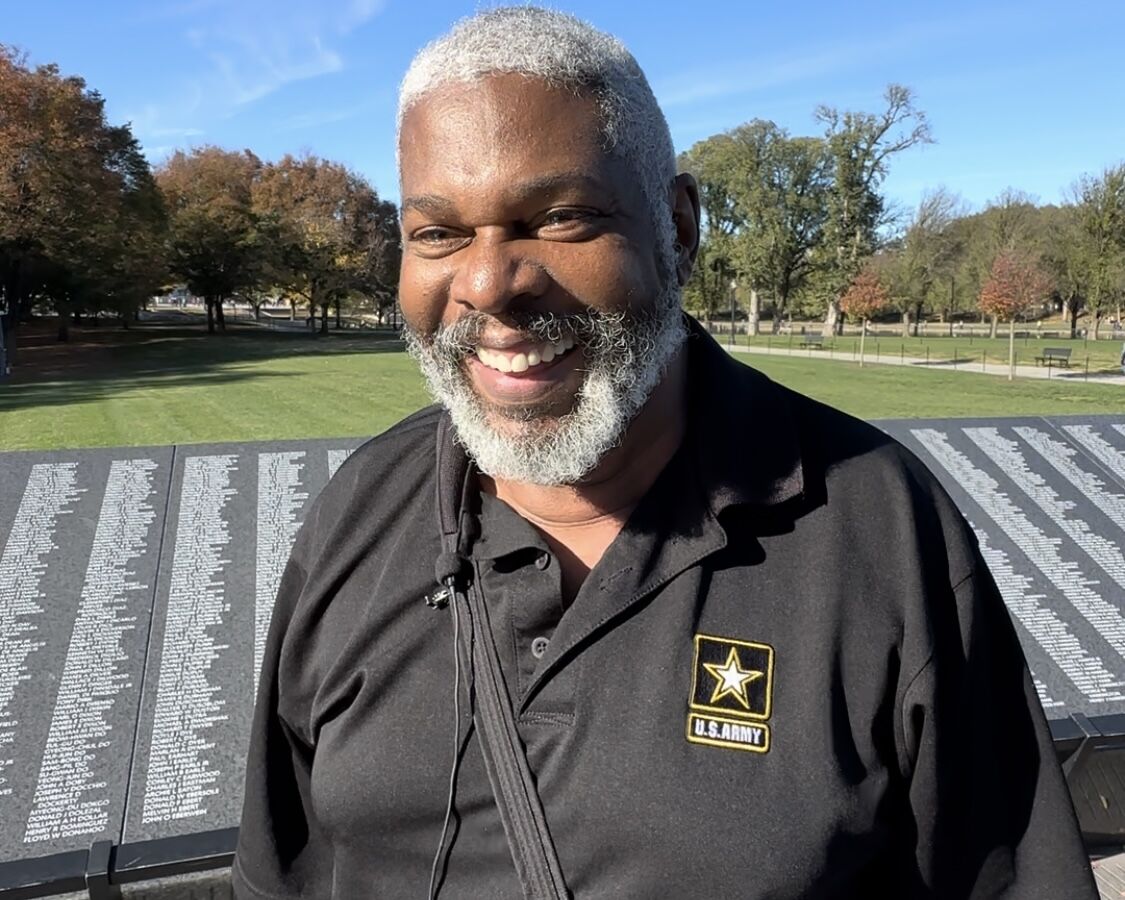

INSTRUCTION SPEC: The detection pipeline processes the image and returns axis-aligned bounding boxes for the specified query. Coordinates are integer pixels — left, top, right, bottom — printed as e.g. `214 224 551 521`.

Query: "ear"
670 173 701 287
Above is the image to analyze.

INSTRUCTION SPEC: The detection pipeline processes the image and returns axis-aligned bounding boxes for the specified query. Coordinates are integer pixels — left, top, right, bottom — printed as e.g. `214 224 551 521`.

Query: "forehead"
398 74 624 204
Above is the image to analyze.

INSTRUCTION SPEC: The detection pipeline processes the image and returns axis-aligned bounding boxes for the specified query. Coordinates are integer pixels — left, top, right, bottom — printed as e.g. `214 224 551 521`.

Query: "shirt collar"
681 317 807 515
470 491 548 561
458 313 808 562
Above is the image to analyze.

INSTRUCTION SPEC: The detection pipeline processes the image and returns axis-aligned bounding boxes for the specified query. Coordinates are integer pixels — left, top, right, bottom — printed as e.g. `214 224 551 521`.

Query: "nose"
449 233 549 316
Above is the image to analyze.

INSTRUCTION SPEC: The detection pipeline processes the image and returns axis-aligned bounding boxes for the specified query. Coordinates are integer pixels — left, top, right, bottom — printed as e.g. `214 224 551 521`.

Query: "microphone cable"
428 568 469 900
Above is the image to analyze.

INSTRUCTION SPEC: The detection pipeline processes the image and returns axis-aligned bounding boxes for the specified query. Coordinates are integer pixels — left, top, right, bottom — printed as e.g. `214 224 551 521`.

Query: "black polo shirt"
232 323 1096 899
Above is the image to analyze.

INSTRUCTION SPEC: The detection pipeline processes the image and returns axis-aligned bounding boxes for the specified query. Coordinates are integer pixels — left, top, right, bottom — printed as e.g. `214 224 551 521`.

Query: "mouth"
464 333 584 410
473 335 577 373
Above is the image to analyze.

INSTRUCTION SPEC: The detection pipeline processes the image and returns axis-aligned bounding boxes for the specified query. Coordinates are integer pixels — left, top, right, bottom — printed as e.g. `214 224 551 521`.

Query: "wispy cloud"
127 0 385 142
276 95 387 133
655 15 996 109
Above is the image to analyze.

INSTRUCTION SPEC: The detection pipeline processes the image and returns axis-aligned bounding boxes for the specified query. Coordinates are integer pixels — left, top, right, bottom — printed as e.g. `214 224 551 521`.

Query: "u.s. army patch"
686 634 774 753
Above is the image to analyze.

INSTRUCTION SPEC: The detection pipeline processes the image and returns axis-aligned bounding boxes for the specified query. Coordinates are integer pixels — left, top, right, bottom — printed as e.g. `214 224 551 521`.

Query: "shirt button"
531 636 550 659
534 552 551 570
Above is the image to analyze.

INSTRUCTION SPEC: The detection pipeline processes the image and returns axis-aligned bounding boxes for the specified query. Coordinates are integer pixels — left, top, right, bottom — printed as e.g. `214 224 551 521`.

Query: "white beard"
405 287 687 486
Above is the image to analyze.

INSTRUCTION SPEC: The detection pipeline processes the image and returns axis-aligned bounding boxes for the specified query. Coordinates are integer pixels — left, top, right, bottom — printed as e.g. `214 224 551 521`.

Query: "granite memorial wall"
1 416 1124 891
0 439 363 891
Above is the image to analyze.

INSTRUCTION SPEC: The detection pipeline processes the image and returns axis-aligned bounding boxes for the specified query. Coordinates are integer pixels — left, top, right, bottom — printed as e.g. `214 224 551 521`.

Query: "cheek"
398 257 449 334
543 238 657 313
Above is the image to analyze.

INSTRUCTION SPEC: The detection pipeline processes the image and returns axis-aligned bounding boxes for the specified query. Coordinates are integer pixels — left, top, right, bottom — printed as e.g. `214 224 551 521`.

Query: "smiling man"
233 8 1096 899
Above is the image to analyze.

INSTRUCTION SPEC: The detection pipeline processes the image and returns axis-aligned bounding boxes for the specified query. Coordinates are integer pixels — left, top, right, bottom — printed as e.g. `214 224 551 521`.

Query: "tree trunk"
748 289 761 336
1094 313 1102 341
912 303 923 337
320 303 329 334
205 298 215 334
334 300 342 330
858 319 867 367
901 309 911 337
57 308 71 343
823 299 842 337
290 298 296 321
2 259 25 325
988 314 998 339
215 298 227 332
1008 318 1015 381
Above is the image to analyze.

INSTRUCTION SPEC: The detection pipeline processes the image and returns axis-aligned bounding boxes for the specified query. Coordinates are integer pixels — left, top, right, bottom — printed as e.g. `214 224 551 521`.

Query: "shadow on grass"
0 322 407 413
911 357 989 368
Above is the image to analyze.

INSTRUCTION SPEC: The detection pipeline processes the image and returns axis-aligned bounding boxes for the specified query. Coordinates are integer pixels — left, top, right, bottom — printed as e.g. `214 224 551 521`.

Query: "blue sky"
6 1 1124 217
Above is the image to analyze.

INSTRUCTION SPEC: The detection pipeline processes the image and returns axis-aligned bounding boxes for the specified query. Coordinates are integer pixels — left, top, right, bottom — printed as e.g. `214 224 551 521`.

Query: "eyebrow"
401 171 613 217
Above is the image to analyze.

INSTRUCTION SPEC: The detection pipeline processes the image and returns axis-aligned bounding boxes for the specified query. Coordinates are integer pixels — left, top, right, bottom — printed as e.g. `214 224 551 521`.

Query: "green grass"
0 325 432 451
740 355 1123 420
714 328 1124 373
0 322 1121 452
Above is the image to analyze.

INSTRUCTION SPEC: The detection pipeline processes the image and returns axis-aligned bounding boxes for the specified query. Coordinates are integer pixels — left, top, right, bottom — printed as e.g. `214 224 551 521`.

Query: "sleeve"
232 548 335 898
896 562 1098 899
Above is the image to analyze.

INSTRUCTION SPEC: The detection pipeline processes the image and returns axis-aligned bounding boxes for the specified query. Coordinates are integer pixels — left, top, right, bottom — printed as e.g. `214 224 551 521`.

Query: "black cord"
428 579 462 900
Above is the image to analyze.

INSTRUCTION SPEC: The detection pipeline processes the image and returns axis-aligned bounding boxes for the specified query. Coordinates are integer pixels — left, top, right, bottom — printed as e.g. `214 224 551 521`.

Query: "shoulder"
297 405 442 559
769 375 978 585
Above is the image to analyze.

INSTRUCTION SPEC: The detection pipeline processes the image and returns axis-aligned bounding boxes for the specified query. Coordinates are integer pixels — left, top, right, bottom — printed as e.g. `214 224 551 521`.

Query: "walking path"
726 343 1125 385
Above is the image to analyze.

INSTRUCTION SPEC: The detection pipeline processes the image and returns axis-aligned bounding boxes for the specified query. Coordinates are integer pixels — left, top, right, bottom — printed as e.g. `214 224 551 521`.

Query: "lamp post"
729 279 737 347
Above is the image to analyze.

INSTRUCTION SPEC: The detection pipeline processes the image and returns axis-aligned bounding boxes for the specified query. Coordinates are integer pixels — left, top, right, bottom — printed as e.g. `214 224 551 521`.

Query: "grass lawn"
0 321 1122 452
717 328 1125 374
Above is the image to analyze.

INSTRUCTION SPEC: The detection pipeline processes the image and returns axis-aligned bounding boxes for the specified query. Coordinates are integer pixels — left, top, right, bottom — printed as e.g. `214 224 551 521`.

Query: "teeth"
475 338 575 373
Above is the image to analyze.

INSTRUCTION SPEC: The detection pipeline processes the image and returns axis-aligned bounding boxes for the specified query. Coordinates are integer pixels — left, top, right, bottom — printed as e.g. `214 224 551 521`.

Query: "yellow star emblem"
702 647 763 709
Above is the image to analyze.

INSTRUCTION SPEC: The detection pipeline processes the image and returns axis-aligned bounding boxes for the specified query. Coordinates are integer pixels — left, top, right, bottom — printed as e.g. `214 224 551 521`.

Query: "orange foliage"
978 252 1051 321
839 268 889 321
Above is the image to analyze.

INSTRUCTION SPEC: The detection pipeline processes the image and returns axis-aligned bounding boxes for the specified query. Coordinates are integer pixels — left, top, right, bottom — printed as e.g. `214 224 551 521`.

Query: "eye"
407 225 470 257
411 226 459 244
533 207 603 237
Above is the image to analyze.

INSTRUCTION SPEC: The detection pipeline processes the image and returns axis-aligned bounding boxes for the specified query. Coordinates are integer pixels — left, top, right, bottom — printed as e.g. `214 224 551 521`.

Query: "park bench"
1035 347 1072 368
798 334 826 349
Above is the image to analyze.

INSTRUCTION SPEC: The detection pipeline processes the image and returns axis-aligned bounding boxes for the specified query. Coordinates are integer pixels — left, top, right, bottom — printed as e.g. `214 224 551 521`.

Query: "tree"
894 188 965 335
157 147 264 333
979 252 1051 380
1042 203 1089 339
252 154 399 334
816 85 933 336
1068 165 1125 339
0 45 166 342
680 122 830 333
678 135 742 330
839 267 888 366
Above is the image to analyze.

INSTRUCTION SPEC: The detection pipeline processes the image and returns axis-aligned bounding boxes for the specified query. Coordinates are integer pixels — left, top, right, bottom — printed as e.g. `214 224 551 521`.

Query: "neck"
482 348 688 528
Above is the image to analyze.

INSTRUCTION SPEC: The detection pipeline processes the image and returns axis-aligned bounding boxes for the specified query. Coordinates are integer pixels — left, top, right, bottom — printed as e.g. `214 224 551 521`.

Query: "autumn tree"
157 147 264 333
0 45 166 341
252 154 399 334
816 85 932 336
839 267 888 366
979 252 1051 380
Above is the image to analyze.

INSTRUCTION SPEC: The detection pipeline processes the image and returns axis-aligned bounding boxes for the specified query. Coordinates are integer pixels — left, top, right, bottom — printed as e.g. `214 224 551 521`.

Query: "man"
233 7 1096 898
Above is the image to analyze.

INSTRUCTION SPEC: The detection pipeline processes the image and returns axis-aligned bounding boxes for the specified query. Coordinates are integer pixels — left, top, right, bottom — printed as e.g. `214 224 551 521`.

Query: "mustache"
421 309 636 360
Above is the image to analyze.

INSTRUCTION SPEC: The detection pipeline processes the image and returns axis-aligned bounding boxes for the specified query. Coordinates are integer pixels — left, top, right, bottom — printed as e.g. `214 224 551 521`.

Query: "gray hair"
397 6 678 271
